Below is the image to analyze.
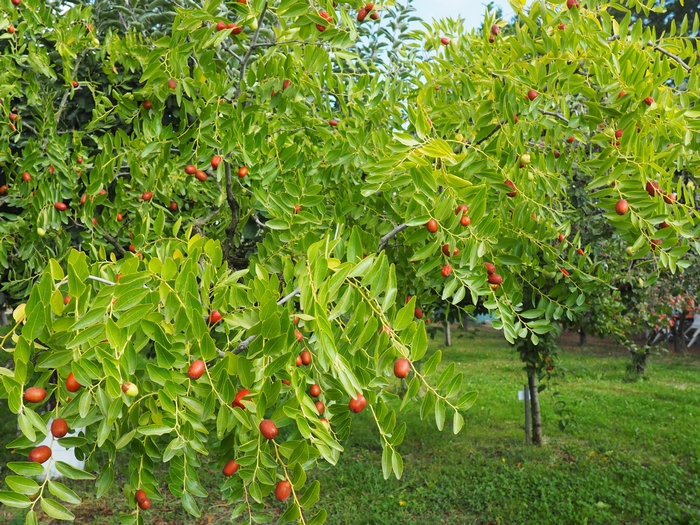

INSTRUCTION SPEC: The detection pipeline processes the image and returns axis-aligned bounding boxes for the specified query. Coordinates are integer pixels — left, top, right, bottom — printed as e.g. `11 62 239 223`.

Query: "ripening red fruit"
567 0 578 8
558 234 565 242
644 97 654 106
295 329 304 342
357 9 367 22
66 372 82 392
167 78 177 90
315 401 325 415
618 90 627 98
414 307 423 319
72 80 79 88
63 295 71 305
187 360 206 380
646 181 661 197
566 136 575 144
660 221 670 229
560 268 571 277
238 166 248 178
370 11 379 20
426 218 438 233
185 165 196 175
135 490 148 503
209 310 222 324
615 129 624 139
142 100 152 110
293 316 300 324
491 24 500 35
0 185 7 195
301 350 311 366
282 79 291 90
22 171 31 182
54 202 68 211
487 274 503 285
349 393 367 413
441 264 453 278
505 180 517 197
442 244 451 256
296 355 303 367
455 204 468 215
128 243 136 253
28 446 51 464
310 384 321 397
329 119 338 127
484 262 496 275
394 358 410 378
440 37 450 46
558 22 566 30
141 191 153 201
24 387 47 403
11 0 21 5
260 419 279 439
210 156 222 170
7 25 14 33
615 199 629 215
527 89 538 101
170 201 178 211
231 24 243 34
195 170 207 182
663 193 676 204
116 213 123 222
275 480 291 502
365 2 374 9
577 248 585 256
460 215 471 226
51 418 69 438
233 389 251 409
138 499 151 510
554 150 561 158
223 460 239 476
216 21 227 31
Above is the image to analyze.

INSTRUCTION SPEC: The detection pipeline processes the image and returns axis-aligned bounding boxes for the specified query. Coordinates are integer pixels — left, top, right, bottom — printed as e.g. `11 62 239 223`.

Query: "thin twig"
229 287 301 355
650 43 691 72
102 231 127 256
377 223 408 254
539 109 569 124
224 161 240 242
251 215 268 229
474 120 504 146
236 2 269 98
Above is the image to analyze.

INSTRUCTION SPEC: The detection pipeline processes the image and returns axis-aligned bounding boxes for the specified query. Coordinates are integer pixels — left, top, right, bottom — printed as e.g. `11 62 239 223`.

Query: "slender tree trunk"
528 372 543 445
461 311 468 331
674 317 686 355
579 326 586 346
444 320 451 347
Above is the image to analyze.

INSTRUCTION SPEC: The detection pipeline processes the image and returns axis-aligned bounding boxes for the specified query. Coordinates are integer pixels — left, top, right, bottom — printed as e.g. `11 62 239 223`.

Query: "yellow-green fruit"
455 133 464 142
37 228 46 237
527 173 535 181
250 18 258 30
122 382 139 397
520 153 531 165
625 246 635 256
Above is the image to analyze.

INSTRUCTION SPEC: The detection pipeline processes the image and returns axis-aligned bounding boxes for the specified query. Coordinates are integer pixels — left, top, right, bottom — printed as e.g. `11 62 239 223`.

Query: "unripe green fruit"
122 382 139 397
527 173 535 181
37 228 46 236
625 246 635 256
520 153 531 165
250 18 258 30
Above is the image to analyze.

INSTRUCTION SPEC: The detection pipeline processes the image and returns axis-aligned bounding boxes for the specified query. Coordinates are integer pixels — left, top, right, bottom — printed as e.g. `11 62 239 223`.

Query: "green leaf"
423 350 442 375
55 461 95 480
48 481 81 505
40 497 75 520
453 410 464 434
6 462 46 477
0 491 32 508
181 492 201 517
5 476 40 495
307 509 327 525
299 480 320 509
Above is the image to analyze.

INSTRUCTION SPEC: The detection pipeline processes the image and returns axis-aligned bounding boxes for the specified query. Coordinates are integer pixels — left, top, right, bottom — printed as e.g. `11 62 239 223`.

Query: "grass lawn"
2 326 700 524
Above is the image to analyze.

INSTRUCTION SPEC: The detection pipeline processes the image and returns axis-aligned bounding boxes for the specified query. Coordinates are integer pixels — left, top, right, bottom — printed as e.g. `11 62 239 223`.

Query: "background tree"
0 0 699 523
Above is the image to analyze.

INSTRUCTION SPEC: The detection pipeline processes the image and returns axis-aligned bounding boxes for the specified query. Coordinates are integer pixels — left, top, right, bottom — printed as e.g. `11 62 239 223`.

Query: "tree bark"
461 311 469 331
444 320 451 347
528 372 543 445
579 326 586 346
674 317 686 355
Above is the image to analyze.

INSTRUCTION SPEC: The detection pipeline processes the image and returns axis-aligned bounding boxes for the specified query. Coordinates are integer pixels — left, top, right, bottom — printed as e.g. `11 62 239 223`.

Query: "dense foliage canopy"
0 0 699 522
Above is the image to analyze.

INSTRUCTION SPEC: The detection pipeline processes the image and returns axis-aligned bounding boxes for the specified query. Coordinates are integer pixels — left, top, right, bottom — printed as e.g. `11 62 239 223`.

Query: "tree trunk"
579 326 586 346
528 372 543 445
461 311 469 331
631 350 650 375
444 320 451 347
674 317 686 355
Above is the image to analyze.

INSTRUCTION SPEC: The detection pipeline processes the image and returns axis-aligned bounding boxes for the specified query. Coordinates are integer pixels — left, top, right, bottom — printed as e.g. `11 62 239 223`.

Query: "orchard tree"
1 0 699 523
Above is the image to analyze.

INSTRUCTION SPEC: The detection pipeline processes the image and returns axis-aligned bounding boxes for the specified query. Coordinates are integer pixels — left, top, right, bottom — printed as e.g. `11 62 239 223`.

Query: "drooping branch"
235 2 269 98
223 161 240 265
377 223 408 254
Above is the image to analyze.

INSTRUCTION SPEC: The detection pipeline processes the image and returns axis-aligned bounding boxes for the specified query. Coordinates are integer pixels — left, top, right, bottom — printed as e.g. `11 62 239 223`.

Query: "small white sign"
518 390 525 401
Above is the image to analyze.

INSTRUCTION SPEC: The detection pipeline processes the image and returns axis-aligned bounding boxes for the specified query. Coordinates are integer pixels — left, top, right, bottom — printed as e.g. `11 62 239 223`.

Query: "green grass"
2 327 700 524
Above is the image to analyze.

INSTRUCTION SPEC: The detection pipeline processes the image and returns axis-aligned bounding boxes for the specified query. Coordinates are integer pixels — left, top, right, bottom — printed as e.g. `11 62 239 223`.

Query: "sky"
410 0 515 30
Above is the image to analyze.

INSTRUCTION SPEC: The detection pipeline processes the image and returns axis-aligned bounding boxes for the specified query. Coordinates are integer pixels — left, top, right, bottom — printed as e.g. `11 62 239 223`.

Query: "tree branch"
538 109 569 124
102 231 127 256
224 162 240 237
650 43 691 72
474 120 504 146
377 223 408 254
236 2 268 98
